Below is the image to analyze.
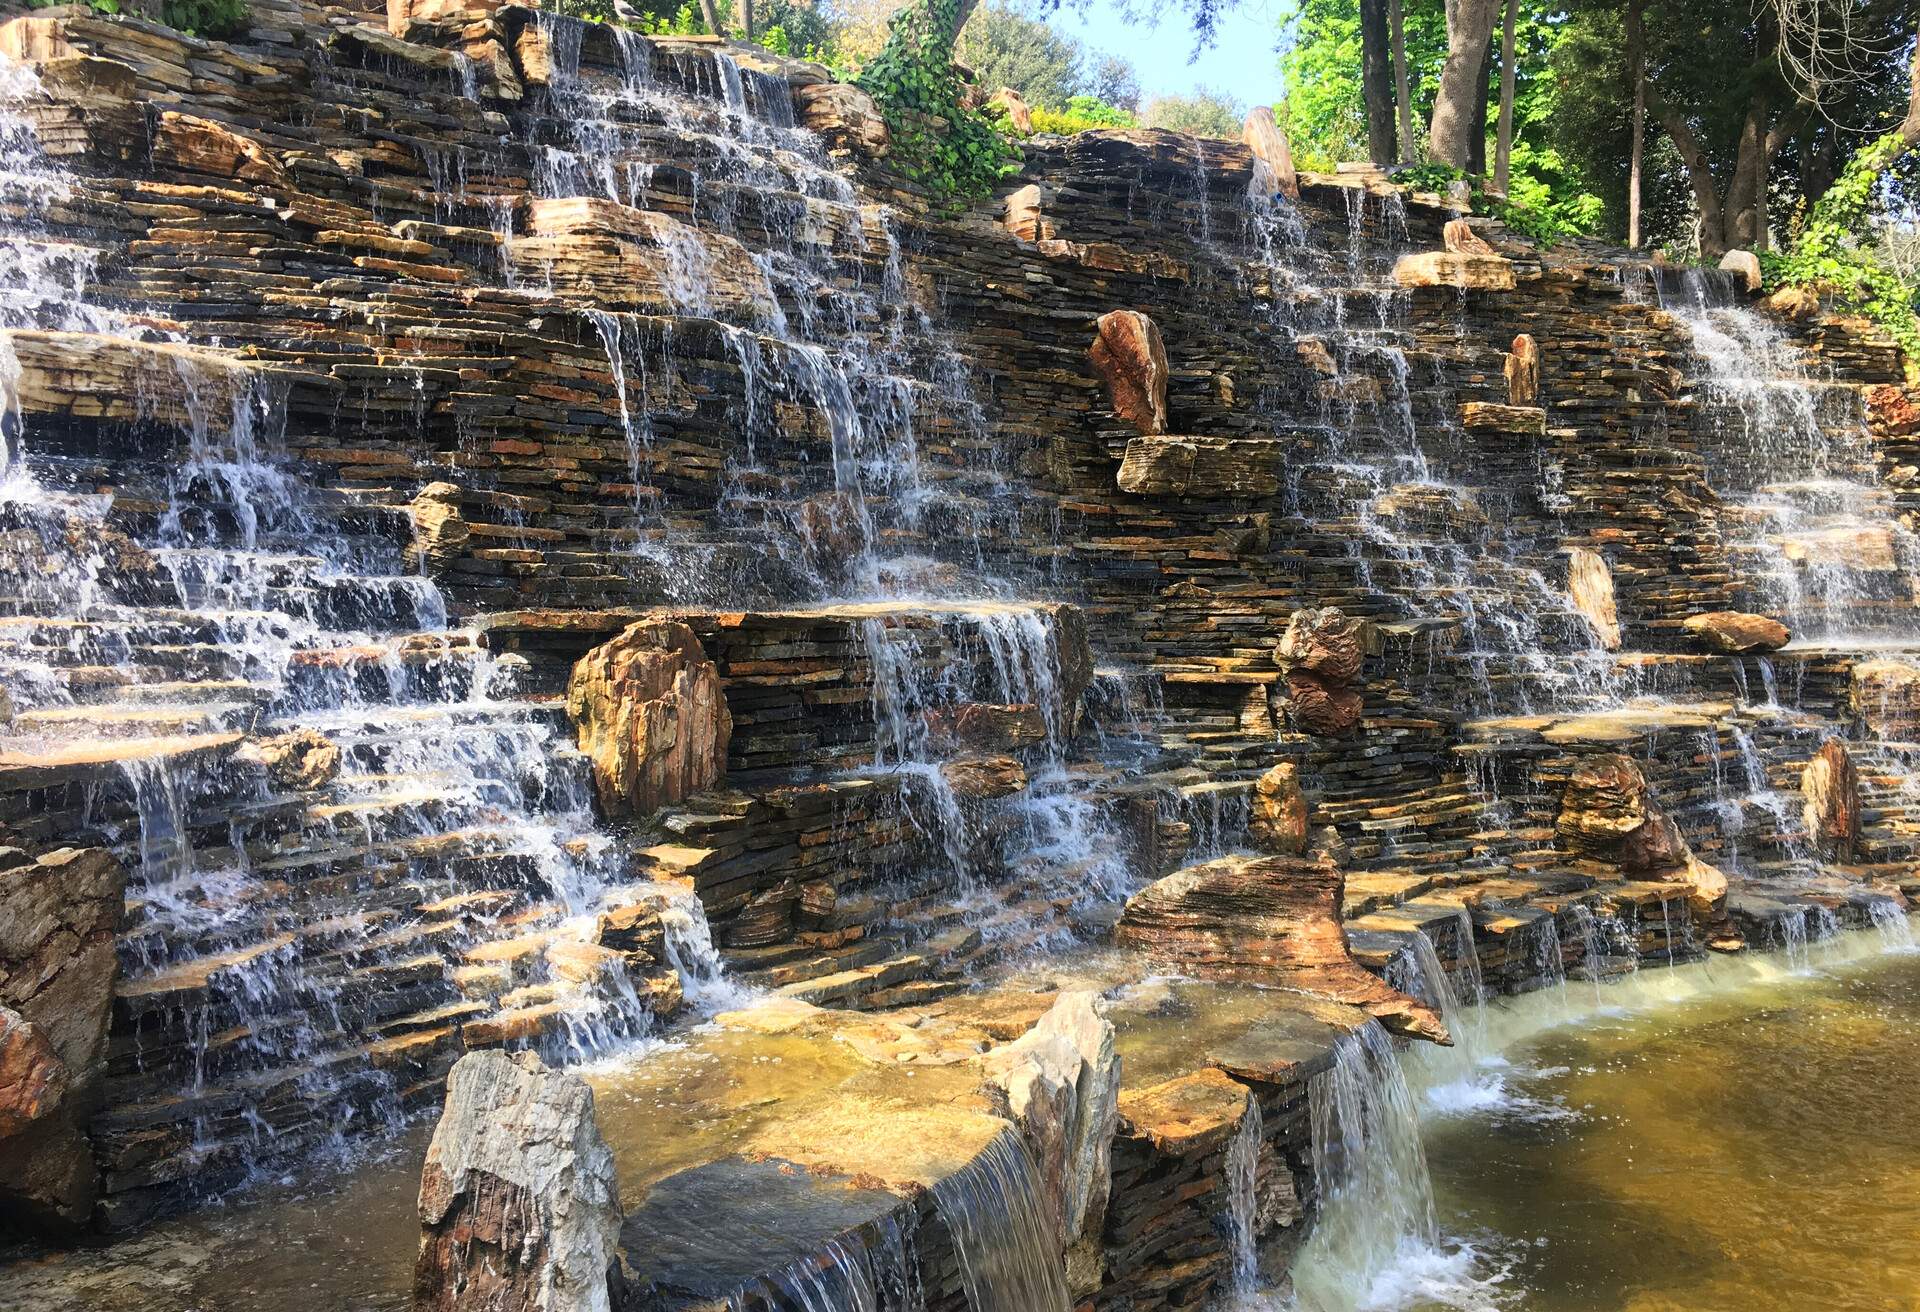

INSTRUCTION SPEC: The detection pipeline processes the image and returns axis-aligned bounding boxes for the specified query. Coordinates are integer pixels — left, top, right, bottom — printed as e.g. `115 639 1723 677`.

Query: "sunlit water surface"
1409 941 1920 1312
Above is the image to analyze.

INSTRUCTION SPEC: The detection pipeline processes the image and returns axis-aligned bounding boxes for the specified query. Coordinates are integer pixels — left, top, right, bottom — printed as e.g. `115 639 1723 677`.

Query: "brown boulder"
1248 762 1308 855
1557 754 1687 875
1718 249 1763 293
1241 106 1298 199
1442 218 1497 256
1391 251 1515 291
1275 608 1366 737
410 480 470 574
565 620 732 817
1682 610 1790 654
1801 737 1860 862
0 1008 64 1140
987 87 1033 135
414 1050 623 1312
1506 333 1540 405
1867 384 1920 438
1003 182 1056 242
1115 854 1447 1044
792 81 890 158
1566 547 1621 650
236 727 342 792
1763 285 1821 322
1090 310 1170 436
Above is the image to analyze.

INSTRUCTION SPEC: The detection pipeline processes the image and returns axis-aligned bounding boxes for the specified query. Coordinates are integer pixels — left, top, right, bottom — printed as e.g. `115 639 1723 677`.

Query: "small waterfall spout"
1225 1093 1264 1297
932 1130 1072 1312
1870 898 1917 952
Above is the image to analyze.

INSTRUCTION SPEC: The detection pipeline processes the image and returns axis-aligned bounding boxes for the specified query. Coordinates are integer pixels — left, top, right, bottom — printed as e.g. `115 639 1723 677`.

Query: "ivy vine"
1768 131 1920 366
854 0 1021 202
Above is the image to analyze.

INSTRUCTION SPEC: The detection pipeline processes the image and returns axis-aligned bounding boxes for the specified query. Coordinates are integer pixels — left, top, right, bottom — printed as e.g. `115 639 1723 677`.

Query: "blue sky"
1052 0 1291 107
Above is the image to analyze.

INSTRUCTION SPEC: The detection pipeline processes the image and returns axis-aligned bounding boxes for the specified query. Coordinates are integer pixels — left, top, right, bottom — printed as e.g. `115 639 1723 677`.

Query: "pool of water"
1400 931 1920 1312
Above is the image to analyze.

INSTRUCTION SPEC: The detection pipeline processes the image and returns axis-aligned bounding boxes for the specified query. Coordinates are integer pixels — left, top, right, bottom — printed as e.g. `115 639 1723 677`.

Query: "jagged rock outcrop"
1557 754 1729 921
1090 310 1171 436
1241 105 1297 199
1003 182 1056 241
1566 547 1621 650
1248 761 1308 855
0 846 125 1231
1682 610 1790 653
1117 435 1281 496
415 1050 624 1312
1442 218 1497 256
1275 607 1365 737
1764 285 1821 321
1801 737 1861 862
410 480 471 575
793 80 889 159
942 755 1029 799
565 620 732 817
1392 251 1516 291
982 991 1120 1289
1116 854 1447 1043
235 727 342 792
1506 333 1539 405
988 86 1033 134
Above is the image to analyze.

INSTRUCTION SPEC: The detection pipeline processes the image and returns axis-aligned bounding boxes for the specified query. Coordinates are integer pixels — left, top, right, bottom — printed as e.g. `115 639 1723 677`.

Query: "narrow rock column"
1089 310 1170 436
1565 547 1621 651
1248 761 1308 854
1505 333 1539 405
1275 608 1366 737
565 619 732 817
1801 737 1860 862
415 1050 624 1312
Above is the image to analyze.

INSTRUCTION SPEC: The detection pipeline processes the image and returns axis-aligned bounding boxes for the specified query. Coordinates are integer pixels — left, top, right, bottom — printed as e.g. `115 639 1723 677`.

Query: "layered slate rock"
565 620 731 817
1853 659 1920 739
234 727 341 792
1115 854 1447 1043
793 80 889 158
1274 607 1365 737
0 846 125 1231
415 1050 623 1312
1116 435 1281 496
1801 737 1861 862
1090 310 1171 436
510 198 777 323
1566 548 1621 650
1392 251 1516 291
1682 610 1790 653
1556 754 1730 924
982 991 1121 1289
1248 761 1308 855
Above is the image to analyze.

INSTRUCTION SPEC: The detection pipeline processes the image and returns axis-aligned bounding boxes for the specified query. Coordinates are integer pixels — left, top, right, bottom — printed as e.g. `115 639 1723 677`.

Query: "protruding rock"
1392 251 1515 291
1275 607 1365 737
1117 435 1281 496
792 81 890 159
1558 753 1686 872
1801 737 1860 862
1854 659 1920 739
410 480 470 574
1249 761 1308 855
942 755 1029 800
0 846 124 1231
1506 333 1539 405
1681 610 1790 654
565 620 732 817
1241 105 1298 199
236 727 342 792
1116 854 1447 1043
1763 284 1821 321
1442 218 1496 256
1090 310 1171 436
414 1050 623 1312
1718 249 1762 293
1003 182 1056 242
153 111 290 189
1459 401 1546 435
927 702 1048 752
1566 547 1620 651
988 86 1033 134
982 991 1120 1275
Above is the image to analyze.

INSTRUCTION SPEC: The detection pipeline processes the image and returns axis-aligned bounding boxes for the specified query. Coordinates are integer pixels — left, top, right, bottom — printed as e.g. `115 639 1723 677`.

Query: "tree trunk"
1467 30 1492 175
1360 0 1397 165
1428 0 1502 169
735 0 754 41
1493 0 1516 194
1390 0 1416 162
1651 94 1729 257
697 0 725 37
1627 0 1644 247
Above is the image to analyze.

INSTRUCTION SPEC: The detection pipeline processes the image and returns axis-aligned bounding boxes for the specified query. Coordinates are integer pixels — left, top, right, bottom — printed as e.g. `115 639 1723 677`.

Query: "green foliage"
1140 86 1244 139
1029 95 1137 134
28 0 121 15
1774 133 1920 364
856 0 1022 200
957 4 1083 109
160 0 249 36
1394 161 1466 193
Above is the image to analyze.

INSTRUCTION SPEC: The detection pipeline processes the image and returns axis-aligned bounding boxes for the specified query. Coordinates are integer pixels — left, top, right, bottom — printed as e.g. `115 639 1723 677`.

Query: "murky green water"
1419 941 1920 1312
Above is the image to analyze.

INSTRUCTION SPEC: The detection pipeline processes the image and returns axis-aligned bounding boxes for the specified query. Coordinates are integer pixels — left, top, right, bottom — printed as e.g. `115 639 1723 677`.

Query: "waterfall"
1226 1093 1264 1297
1386 928 1484 1089
1870 898 1917 952
931 1130 1072 1312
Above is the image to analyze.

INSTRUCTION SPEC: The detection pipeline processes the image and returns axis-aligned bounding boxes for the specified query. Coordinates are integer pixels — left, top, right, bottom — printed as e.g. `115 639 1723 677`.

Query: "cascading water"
932 1130 1073 1312
1225 1093 1265 1297
1871 897 1917 951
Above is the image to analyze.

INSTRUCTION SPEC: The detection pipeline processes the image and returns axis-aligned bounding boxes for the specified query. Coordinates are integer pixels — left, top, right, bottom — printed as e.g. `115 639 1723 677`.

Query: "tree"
1429 0 1502 167
1493 0 1515 192
1626 0 1644 246
958 4 1088 107
1090 55 1143 111
1360 0 1397 163
1142 86 1248 137
1391 0 1416 160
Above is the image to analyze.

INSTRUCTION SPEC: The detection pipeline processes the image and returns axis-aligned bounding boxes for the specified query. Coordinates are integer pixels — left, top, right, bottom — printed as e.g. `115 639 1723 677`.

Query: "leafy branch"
854 0 1020 201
